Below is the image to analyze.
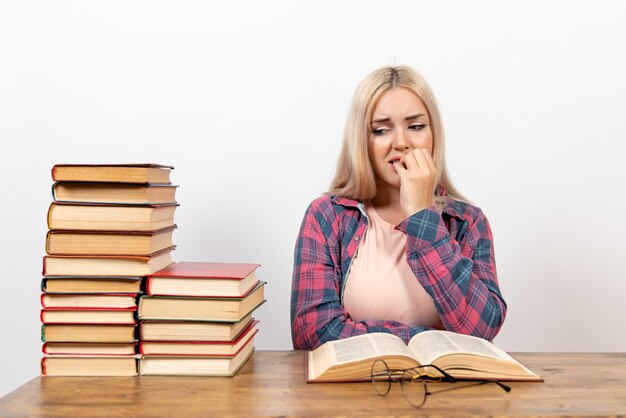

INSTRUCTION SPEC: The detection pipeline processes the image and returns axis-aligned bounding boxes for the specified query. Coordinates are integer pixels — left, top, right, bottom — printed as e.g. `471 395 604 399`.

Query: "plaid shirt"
291 192 507 350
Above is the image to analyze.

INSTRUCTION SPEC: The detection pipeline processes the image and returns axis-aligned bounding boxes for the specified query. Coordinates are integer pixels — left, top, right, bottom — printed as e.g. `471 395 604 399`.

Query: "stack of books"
40 164 178 376
137 262 265 376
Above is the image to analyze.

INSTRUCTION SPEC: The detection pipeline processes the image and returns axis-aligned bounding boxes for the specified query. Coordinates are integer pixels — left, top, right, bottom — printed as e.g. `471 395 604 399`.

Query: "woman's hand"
393 148 437 217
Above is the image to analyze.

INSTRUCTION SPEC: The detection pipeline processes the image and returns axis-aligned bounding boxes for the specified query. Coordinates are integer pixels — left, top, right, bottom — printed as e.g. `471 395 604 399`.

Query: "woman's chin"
377 177 401 190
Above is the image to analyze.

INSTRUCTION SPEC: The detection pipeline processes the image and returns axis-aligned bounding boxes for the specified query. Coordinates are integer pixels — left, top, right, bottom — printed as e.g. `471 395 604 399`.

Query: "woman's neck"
370 185 407 225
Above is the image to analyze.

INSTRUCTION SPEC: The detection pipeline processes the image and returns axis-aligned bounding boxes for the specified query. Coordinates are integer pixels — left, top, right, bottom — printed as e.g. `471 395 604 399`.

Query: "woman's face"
368 87 434 190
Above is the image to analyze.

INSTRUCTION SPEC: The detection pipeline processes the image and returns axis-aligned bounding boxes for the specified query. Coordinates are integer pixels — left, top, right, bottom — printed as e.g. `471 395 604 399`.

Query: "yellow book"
47 202 178 232
46 226 176 256
52 164 173 184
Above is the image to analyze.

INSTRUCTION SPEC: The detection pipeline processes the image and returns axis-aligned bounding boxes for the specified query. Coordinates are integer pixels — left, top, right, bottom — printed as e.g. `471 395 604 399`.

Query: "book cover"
137 281 265 322
40 307 137 324
41 355 140 376
45 226 177 256
150 262 260 280
47 202 178 231
42 246 175 276
51 164 174 184
41 324 138 343
41 293 138 308
139 321 259 356
52 182 178 205
42 342 138 356
139 314 254 342
42 276 142 294
139 339 255 376
146 261 260 298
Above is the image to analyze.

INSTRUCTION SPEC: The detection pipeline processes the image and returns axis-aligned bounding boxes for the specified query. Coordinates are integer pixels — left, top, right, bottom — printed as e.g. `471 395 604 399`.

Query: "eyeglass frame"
370 359 512 408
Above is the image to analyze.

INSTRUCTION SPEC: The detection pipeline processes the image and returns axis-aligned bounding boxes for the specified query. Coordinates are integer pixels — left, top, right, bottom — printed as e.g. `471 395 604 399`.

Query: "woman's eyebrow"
405 113 427 121
371 114 426 124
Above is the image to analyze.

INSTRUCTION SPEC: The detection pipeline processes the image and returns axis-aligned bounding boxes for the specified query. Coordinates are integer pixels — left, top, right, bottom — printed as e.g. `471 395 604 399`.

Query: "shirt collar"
330 185 465 220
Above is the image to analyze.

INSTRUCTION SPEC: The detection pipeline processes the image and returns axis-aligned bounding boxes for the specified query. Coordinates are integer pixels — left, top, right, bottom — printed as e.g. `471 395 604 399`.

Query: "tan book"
139 321 258 356
307 331 543 383
146 261 260 297
41 308 136 324
42 355 139 376
46 226 176 256
42 342 137 356
51 164 173 184
139 315 254 342
42 246 174 276
139 336 255 376
41 324 137 343
47 202 177 231
41 293 137 309
42 276 142 293
138 282 265 322
52 182 178 205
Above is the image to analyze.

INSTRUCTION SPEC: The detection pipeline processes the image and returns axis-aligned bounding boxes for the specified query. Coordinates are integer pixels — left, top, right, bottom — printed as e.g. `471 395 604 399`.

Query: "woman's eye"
371 128 388 136
409 124 426 131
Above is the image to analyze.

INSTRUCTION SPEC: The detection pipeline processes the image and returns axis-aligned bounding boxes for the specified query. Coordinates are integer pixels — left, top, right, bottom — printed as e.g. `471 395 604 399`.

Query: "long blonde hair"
329 65 467 205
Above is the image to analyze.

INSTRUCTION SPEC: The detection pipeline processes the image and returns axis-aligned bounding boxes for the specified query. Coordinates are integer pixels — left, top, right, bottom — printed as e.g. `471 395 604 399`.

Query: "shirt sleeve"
397 205 507 341
290 200 429 351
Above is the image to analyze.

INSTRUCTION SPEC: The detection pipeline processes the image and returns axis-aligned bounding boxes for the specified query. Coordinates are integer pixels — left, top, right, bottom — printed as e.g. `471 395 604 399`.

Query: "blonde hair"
329 65 467 206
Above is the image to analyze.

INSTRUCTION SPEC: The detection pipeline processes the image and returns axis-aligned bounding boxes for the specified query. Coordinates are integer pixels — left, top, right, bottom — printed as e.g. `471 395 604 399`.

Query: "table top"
1 351 626 417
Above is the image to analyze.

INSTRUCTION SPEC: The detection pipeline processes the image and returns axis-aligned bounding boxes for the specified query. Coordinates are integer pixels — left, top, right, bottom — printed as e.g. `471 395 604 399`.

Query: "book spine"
46 203 55 230
41 256 47 276
40 357 47 376
51 183 58 202
145 277 153 296
41 324 46 342
44 231 51 255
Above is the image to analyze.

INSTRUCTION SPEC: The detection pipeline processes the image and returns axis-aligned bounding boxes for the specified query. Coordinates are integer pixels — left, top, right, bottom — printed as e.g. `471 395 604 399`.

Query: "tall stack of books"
137 262 265 376
40 164 178 376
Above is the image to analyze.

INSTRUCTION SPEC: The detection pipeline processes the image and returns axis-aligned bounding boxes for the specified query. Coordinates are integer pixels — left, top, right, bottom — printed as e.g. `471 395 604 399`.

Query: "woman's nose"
392 130 410 150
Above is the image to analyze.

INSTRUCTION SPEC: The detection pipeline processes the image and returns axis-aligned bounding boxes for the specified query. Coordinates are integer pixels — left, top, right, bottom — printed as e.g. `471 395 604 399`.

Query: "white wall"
1 0 625 397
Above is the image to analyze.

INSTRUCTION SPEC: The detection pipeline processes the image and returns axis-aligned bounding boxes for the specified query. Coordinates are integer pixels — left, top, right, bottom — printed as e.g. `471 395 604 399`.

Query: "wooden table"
1 351 625 417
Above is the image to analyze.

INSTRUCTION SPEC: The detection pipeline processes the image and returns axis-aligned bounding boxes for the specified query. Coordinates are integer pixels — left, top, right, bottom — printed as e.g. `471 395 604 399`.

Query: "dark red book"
146 261 260 297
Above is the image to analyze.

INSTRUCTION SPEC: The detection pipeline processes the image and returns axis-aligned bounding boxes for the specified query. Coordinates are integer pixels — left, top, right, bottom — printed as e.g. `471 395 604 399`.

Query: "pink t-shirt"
343 203 443 328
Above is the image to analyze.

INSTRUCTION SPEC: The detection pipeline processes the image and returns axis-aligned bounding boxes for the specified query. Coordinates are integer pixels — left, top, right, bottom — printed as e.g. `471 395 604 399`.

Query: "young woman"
290 65 507 350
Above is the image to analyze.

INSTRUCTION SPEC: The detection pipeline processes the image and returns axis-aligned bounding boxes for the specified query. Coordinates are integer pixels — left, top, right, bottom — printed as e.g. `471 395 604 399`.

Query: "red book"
146 261 261 297
139 320 259 356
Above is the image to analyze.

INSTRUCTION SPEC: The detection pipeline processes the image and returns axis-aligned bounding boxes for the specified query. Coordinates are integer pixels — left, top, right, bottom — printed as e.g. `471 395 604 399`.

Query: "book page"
331 333 413 364
409 331 511 365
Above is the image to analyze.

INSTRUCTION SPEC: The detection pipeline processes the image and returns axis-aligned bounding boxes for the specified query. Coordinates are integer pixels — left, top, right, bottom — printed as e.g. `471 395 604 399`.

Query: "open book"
307 331 542 382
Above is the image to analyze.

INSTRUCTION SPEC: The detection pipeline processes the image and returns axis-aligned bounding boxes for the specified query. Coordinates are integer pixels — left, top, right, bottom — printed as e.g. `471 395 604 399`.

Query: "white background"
1 0 625 397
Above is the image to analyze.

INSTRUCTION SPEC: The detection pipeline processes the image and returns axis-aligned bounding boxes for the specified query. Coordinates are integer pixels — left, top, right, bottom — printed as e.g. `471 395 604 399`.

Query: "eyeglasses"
370 359 511 408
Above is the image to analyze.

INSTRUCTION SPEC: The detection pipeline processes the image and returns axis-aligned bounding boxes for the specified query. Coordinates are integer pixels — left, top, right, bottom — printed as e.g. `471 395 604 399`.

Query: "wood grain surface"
1 351 626 417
